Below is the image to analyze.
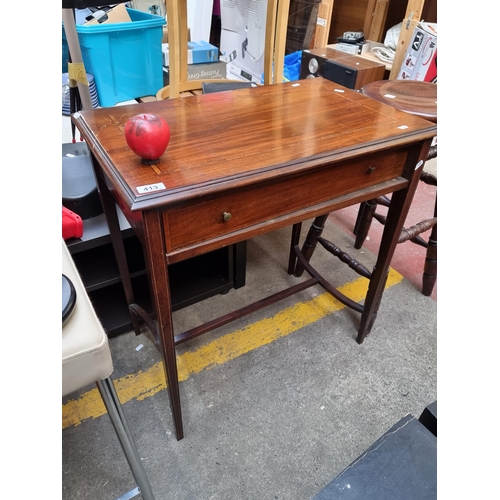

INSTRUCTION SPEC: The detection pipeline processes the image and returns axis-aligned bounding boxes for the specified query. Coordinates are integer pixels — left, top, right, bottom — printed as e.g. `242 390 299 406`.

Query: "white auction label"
137 182 166 193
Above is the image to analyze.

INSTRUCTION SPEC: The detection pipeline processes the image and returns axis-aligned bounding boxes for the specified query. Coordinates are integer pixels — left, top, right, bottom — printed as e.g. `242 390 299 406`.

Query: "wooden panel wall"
382 1 407 38
421 0 437 22
327 0 436 45
328 0 368 42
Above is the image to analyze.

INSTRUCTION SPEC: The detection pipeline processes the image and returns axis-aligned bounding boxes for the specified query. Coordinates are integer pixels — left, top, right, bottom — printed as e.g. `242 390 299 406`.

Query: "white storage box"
220 0 268 83
397 22 437 82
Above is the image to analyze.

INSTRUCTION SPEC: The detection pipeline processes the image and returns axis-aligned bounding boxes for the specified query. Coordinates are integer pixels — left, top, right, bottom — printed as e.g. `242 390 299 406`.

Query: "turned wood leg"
294 214 329 277
353 201 367 236
422 196 437 296
288 222 302 274
354 199 378 249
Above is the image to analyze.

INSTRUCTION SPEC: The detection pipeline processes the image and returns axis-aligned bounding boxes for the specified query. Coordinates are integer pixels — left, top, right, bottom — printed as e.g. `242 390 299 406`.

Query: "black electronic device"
300 47 386 89
323 59 358 89
300 49 330 79
336 30 365 44
322 57 386 90
300 49 338 80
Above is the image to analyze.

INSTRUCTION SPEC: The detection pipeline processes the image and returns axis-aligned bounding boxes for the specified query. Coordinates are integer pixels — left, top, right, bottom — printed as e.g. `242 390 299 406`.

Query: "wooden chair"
353 80 437 296
288 80 437 297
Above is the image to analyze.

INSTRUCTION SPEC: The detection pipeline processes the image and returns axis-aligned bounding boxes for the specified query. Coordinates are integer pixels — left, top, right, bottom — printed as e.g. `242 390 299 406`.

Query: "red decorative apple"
124 113 171 165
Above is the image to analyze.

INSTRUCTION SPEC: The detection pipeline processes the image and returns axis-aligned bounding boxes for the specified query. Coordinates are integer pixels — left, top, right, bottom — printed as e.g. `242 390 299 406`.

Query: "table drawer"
163 149 407 252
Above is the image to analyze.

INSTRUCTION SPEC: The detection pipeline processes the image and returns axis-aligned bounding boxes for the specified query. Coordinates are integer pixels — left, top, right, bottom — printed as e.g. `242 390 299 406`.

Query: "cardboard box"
162 60 227 86
84 3 132 25
219 0 269 84
162 41 219 67
397 22 437 82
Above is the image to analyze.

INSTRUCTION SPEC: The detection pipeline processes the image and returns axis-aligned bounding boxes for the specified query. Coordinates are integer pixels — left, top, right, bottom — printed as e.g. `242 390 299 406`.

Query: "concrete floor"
62 116 437 499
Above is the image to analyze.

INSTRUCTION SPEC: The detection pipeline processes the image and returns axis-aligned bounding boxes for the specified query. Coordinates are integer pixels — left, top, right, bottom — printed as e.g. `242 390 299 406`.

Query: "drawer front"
163 149 406 251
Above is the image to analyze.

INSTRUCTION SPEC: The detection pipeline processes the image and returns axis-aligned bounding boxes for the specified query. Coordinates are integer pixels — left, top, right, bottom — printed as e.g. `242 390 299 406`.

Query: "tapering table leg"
91 153 141 335
288 222 302 274
357 149 428 343
142 211 184 440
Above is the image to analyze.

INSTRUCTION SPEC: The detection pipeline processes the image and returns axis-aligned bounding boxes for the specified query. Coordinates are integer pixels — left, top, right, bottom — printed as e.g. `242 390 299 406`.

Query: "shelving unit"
63 142 247 337
326 0 437 79
327 0 436 44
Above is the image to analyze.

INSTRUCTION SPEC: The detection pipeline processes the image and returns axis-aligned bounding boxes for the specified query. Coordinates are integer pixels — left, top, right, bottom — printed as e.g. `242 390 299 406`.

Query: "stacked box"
162 39 225 87
397 22 437 82
163 61 227 86
162 41 219 67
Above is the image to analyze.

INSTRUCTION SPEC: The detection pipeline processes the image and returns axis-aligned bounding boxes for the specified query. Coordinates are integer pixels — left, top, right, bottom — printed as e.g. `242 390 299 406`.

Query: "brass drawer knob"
222 212 232 222
367 165 376 174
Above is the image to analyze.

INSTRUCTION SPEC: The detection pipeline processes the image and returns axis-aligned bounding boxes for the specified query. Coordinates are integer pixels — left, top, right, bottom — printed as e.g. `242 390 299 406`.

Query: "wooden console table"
72 78 436 440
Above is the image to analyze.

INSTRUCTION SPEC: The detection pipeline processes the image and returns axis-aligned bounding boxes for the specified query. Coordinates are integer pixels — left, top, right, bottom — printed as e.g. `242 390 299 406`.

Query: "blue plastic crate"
63 8 166 107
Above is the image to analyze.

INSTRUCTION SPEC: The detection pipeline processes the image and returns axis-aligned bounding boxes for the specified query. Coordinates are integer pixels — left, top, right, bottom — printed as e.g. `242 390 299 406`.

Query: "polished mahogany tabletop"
73 78 437 213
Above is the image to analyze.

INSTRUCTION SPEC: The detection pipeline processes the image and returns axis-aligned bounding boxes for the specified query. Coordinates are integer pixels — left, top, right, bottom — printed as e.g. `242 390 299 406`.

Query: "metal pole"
62 8 93 110
97 377 156 500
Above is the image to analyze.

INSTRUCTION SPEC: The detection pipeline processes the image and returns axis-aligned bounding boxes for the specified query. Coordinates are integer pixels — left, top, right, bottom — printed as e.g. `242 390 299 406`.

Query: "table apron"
162 148 408 260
